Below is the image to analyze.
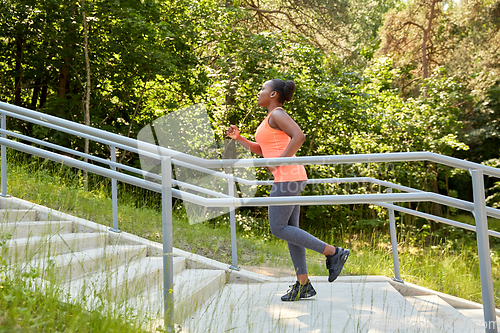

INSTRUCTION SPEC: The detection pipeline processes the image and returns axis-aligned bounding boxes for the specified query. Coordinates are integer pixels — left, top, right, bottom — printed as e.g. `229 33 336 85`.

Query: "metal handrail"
2 102 500 177
4 135 500 219
1 101 499 332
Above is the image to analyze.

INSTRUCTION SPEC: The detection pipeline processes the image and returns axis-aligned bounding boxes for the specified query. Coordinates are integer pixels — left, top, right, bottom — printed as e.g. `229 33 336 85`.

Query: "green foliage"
463 82 500 162
0 0 499 233
484 158 500 209
0 0 204 164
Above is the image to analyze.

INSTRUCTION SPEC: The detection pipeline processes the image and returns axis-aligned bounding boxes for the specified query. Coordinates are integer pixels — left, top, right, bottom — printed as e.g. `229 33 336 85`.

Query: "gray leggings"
269 181 327 275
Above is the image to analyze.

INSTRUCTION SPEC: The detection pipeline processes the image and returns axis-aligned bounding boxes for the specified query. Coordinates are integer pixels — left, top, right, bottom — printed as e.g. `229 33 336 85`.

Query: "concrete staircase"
1 196 498 333
0 196 268 331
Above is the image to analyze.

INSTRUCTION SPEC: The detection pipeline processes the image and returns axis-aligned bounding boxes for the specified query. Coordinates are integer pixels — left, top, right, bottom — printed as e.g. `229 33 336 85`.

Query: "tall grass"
0 277 147 332
0 232 148 333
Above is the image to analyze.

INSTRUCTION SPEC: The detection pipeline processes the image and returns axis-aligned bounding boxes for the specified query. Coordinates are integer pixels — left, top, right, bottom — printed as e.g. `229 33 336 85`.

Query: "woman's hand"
226 125 264 156
266 166 278 173
226 125 240 140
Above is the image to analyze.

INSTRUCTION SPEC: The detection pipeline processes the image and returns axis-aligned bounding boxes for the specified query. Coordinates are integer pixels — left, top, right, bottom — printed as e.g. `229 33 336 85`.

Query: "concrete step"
19 244 148 281
64 256 186 308
128 268 226 323
405 295 484 332
3 232 107 263
0 209 37 222
181 279 440 333
0 221 73 239
456 308 500 330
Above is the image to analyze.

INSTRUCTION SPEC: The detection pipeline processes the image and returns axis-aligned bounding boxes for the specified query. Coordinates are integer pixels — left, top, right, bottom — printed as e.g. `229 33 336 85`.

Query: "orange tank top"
255 109 308 183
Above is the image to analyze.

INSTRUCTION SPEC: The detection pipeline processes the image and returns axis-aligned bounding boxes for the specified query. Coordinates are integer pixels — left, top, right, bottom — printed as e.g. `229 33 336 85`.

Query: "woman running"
226 79 350 301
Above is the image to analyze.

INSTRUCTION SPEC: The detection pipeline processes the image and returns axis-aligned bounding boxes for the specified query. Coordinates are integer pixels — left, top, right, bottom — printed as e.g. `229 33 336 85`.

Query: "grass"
2 155 500 331
0 230 149 333
0 276 146 333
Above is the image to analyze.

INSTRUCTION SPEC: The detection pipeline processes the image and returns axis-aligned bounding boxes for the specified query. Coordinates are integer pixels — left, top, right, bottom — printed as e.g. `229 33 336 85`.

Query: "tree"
223 0 398 66
0 0 204 165
377 0 448 95
82 0 91 189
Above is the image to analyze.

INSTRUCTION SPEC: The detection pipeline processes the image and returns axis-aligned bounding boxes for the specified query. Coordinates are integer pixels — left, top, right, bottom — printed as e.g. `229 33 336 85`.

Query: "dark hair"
270 79 296 103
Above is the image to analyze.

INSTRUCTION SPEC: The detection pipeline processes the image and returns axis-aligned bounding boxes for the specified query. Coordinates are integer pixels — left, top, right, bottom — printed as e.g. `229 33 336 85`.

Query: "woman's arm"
269 110 306 157
226 125 263 156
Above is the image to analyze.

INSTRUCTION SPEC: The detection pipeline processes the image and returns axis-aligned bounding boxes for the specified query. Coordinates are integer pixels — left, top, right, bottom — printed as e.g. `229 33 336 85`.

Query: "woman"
227 79 350 301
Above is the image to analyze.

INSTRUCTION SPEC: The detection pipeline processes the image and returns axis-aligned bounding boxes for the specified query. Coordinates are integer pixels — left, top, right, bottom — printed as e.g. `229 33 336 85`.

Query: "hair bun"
282 80 296 102
269 78 296 103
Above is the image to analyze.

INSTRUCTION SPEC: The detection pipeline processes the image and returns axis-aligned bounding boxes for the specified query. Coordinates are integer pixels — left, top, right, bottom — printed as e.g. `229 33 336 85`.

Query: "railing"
1 100 500 333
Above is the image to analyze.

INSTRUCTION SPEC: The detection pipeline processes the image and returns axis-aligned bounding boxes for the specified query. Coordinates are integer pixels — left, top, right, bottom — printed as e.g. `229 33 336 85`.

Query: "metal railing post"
387 188 403 283
1 113 7 197
228 177 240 271
471 169 498 333
109 146 120 233
161 156 174 332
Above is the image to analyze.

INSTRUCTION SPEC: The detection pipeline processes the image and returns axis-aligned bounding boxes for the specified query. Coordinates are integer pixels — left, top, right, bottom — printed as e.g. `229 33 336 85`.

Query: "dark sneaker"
281 280 317 301
326 247 350 282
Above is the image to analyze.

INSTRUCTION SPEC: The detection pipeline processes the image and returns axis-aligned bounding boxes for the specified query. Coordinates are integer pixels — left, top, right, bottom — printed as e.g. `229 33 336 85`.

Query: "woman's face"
257 81 275 107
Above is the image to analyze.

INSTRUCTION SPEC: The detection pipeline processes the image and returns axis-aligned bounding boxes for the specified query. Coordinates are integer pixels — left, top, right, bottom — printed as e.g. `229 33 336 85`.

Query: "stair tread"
5 231 105 245
1 220 71 224
456 308 500 326
24 244 148 269
0 221 73 237
64 256 186 295
0 209 37 222
0 209 35 213
126 268 226 314
3 232 107 263
137 268 225 301
405 295 484 332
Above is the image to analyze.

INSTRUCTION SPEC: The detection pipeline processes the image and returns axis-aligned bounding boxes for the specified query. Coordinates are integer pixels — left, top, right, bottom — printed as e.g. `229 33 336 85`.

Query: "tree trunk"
421 29 429 80
119 73 149 165
15 37 24 106
429 162 442 220
31 78 41 110
57 58 70 102
57 59 69 99
82 0 91 190
422 0 438 81
40 80 48 108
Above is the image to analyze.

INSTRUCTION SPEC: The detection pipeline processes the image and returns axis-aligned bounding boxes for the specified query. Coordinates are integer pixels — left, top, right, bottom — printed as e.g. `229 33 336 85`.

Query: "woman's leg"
323 245 336 256
286 205 336 283
286 204 308 284
269 181 327 282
